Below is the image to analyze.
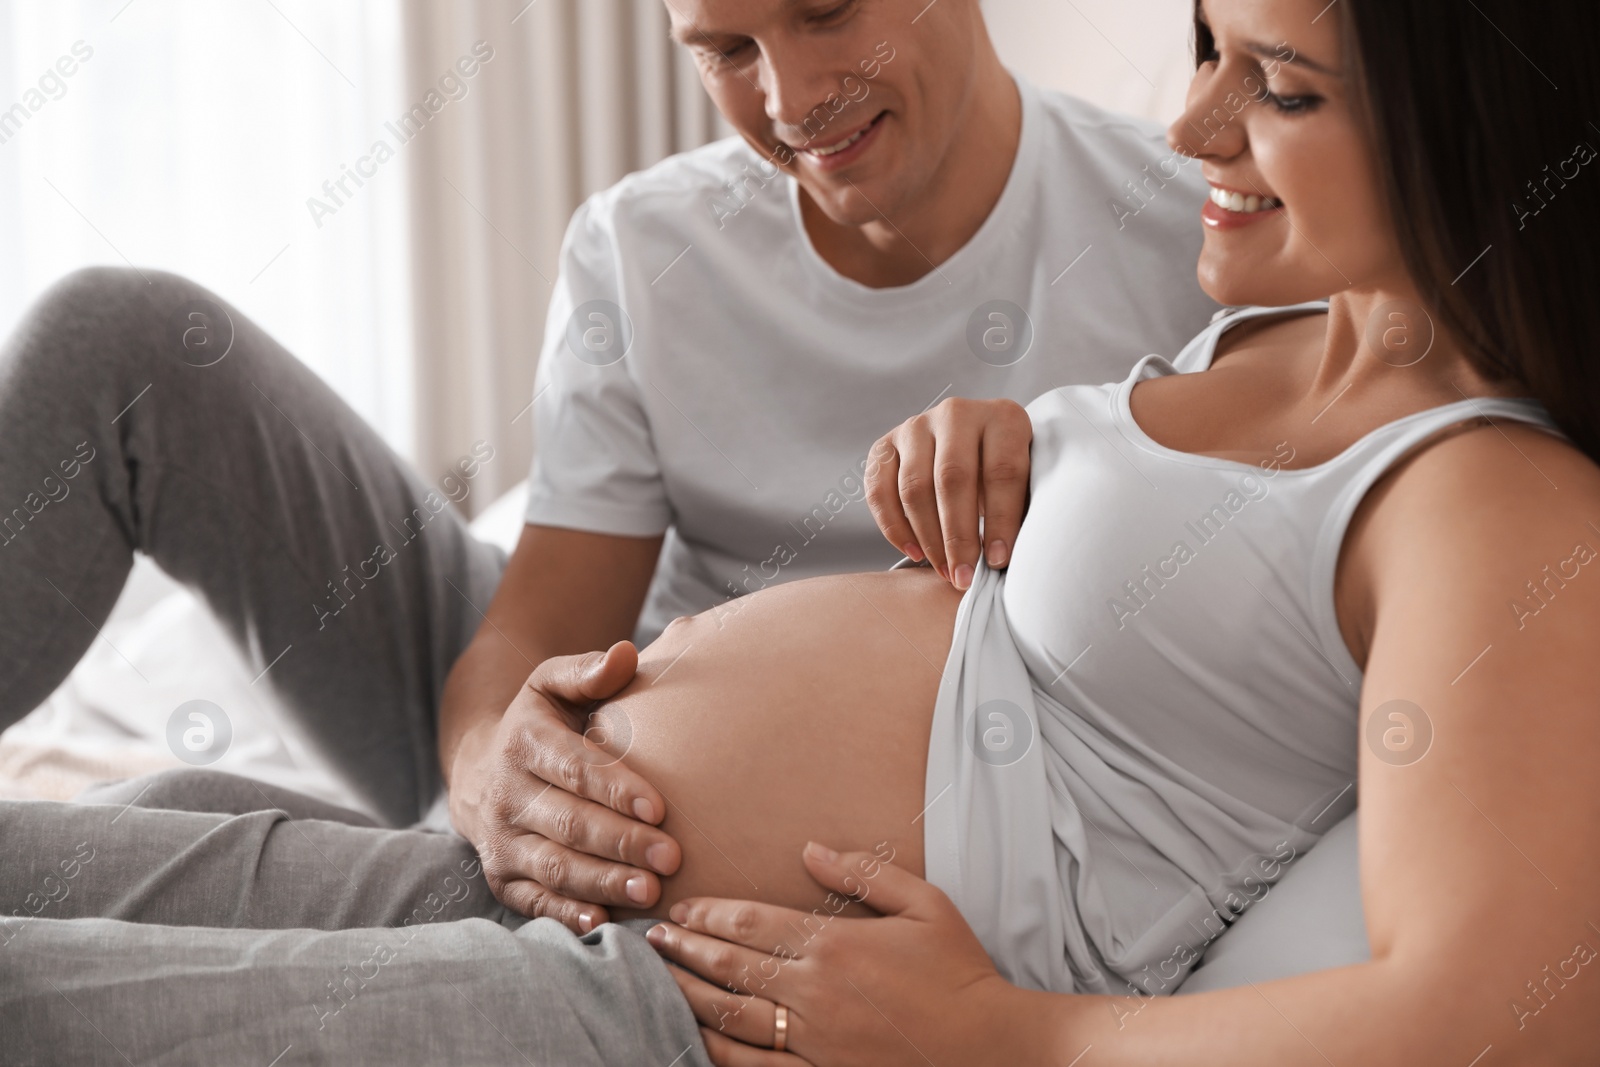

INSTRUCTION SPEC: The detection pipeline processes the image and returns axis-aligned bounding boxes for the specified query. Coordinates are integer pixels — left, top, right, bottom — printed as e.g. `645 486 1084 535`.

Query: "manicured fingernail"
902 542 924 562
805 841 839 862
669 902 688 923
646 923 667 946
626 875 650 905
633 797 656 822
953 563 974 590
578 912 597 933
646 842 675 874
988 540 1009 567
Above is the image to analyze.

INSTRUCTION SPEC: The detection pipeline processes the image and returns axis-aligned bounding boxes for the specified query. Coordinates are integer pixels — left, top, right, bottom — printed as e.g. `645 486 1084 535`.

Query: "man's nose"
759 47 835 140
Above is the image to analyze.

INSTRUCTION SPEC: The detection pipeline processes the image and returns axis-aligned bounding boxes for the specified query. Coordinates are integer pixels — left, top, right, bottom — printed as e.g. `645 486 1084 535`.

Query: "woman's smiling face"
1168 0 1405 308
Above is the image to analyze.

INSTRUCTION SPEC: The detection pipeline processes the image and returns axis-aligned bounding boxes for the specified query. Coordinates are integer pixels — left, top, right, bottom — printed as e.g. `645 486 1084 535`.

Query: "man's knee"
20 265 225 373
71 767 255 815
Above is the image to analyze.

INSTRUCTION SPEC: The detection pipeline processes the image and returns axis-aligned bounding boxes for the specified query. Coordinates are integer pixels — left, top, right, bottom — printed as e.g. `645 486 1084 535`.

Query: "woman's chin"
1196 254 1337 311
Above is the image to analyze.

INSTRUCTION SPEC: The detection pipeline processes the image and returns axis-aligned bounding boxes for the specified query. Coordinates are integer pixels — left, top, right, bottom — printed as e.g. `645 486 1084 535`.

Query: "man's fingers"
501 833 666 909
517 703 670 826
505 776 681 876
532 641 640 708
978 405 1032 568
493 876 609 932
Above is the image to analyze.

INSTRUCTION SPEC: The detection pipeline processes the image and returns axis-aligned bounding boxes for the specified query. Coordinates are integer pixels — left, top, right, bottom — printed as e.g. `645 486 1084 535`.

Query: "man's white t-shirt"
525 76 1220 647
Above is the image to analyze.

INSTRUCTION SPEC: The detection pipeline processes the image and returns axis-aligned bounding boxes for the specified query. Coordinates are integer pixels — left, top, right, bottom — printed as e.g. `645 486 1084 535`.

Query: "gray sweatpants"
0 267 709 1066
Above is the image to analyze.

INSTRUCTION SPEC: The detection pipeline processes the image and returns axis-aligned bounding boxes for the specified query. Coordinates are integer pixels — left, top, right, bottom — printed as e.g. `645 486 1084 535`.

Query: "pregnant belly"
596 567 962 921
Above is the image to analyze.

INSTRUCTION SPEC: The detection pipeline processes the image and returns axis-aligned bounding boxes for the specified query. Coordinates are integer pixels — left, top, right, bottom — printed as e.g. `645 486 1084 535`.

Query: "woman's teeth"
1209 186 1282 213
807 124 871 157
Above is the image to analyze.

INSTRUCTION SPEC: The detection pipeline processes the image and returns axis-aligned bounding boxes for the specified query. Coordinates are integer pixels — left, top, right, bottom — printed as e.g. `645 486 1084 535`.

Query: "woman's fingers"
978 402 1032 569
668 896 813 957
647 921 790 999
665 965 795 1054
863 435 920 562
800 842 946 919
699 1025 812 1067
866 399 1034 584
930 409 985 590
892 420 951 580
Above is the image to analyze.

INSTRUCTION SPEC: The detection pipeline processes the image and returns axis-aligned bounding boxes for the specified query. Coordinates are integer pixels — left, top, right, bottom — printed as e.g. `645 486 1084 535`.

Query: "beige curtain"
400 0 728 512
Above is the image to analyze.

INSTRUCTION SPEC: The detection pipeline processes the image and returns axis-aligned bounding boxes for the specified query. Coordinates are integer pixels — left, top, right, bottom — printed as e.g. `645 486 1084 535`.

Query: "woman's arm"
1030 423 1600 1063
652 423 1600 1066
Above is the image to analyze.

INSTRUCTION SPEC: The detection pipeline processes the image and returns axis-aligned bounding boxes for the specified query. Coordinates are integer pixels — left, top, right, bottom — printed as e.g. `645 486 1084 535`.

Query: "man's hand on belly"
447 641 682 933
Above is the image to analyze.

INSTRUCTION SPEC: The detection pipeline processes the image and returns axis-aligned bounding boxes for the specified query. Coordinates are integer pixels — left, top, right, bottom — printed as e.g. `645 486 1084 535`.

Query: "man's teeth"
1209 186 1282 213
807 124 871 157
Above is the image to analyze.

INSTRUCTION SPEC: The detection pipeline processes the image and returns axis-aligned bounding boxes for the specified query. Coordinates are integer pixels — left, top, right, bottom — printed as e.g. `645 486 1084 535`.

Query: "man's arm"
438 523 676 931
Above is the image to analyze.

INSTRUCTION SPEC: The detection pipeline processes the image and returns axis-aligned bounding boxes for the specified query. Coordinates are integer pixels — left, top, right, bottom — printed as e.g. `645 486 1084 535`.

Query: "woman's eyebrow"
1244 40 1342 76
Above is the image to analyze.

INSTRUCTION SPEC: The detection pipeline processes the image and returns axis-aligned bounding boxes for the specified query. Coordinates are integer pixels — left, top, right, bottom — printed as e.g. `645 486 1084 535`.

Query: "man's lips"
779 111 887 162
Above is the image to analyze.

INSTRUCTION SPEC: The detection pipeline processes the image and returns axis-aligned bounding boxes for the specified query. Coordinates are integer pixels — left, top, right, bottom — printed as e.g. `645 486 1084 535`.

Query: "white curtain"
0 0 1188 515
399 0 728 509
0 0 415 458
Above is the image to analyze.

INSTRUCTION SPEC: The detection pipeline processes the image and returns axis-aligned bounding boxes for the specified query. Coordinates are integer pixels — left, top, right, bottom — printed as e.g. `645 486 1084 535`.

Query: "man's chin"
799 175 905 231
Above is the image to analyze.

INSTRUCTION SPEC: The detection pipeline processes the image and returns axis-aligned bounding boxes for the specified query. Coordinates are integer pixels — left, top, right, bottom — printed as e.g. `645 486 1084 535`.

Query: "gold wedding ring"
773 1003 789 1052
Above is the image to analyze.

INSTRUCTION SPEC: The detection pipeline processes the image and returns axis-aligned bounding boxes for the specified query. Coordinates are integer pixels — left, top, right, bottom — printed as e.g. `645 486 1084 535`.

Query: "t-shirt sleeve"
522 197 673 537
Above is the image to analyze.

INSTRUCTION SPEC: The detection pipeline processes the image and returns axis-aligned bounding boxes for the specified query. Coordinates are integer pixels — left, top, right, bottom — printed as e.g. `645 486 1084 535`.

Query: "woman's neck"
1313 288 1523 407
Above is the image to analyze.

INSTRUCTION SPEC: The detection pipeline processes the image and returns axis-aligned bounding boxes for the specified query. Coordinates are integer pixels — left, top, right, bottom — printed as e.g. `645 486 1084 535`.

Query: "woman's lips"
1201 182 1285 230
786 112 887 173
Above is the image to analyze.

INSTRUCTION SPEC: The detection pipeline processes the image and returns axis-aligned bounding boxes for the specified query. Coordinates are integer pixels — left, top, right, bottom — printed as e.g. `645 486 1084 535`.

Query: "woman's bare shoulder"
1350 419 1600 634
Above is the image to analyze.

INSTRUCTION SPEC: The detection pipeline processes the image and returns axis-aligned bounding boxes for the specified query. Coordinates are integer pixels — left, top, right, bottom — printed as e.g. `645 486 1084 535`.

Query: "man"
0 0 1213 1058
440 0 1215 934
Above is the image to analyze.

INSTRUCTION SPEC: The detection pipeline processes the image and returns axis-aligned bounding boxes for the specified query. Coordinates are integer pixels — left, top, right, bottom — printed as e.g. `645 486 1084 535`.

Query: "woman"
557 0 1600 1061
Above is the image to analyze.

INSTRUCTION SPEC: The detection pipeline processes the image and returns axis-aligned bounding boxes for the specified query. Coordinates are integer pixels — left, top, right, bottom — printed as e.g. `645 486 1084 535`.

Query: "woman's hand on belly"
646 842 1047 1067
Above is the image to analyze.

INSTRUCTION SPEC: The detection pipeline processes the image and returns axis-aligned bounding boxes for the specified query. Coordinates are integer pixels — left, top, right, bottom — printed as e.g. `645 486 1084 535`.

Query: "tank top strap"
1169 301 1333 375
1304 394 1565 683
1327 394 1563 478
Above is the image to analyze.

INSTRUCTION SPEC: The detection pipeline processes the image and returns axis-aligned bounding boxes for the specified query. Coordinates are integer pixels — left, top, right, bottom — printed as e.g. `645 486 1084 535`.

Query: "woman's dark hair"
1195 0 1600 462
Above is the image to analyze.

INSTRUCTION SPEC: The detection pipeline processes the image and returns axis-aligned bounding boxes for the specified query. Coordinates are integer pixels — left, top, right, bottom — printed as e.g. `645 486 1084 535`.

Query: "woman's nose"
1167 64 1251 161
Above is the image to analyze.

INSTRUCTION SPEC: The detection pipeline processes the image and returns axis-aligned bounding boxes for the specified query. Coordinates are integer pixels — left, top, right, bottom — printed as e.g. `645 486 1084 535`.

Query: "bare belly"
595 567 963 921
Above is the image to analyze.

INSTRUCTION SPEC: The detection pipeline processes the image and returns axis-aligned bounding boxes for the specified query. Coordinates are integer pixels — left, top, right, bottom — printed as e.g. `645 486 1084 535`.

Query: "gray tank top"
919 303 1564 995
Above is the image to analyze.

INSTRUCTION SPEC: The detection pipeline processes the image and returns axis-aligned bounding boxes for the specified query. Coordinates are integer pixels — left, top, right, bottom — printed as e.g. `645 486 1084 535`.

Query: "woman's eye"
1264 92 1321 115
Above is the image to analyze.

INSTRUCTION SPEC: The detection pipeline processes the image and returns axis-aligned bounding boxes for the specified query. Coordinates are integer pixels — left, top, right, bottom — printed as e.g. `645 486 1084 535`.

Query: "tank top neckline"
1109 303 1549 477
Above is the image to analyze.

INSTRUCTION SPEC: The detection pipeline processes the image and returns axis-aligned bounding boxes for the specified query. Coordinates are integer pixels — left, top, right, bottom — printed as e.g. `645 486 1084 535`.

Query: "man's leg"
2 915 710 1067
0 267 506 827
73 767 384 826
0 781 711 1064
0 796 710 1066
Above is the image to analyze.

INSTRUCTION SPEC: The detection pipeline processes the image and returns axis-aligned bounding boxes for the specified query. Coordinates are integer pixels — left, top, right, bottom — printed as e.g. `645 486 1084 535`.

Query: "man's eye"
702 40 754 65
813 0 858 25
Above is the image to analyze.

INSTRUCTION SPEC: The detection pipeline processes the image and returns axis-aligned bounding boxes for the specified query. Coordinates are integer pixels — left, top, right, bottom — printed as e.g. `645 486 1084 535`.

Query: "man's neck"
800 62 1024 290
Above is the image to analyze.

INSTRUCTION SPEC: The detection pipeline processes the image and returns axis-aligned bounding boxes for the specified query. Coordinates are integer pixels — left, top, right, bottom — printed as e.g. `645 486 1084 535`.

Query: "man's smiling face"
668 0 986 228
